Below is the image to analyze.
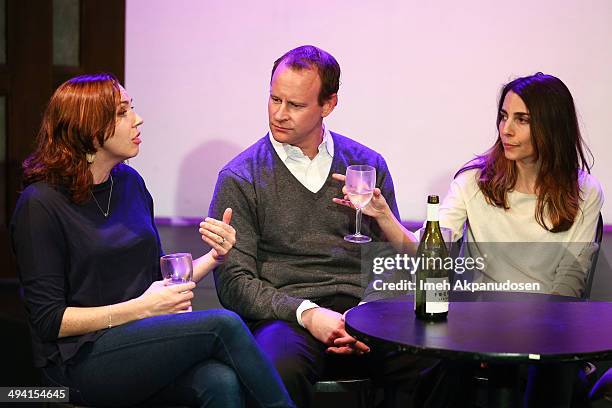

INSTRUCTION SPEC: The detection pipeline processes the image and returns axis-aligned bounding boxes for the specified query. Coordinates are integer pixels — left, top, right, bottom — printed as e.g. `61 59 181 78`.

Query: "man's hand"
301 307 370 355
199 208 236 262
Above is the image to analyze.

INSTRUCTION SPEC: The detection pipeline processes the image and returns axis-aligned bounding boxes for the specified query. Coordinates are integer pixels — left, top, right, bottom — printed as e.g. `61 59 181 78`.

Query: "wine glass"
160 253 193 312
344 165 376 243
160 253 193 284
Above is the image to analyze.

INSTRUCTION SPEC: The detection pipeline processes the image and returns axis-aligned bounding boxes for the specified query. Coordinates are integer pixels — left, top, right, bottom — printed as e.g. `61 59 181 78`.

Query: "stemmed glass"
344 165 376 243
160 253 193 284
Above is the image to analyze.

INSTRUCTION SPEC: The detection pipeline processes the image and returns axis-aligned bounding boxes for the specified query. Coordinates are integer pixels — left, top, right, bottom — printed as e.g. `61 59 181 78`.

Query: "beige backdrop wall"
126 0 612 222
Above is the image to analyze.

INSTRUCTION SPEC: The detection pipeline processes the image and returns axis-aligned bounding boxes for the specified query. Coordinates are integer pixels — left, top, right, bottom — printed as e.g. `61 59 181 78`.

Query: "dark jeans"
45 310 294 408
249 295 438 408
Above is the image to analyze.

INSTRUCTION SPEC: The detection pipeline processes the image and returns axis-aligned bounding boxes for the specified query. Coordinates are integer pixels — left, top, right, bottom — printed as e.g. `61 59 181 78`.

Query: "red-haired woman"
11 74 294 408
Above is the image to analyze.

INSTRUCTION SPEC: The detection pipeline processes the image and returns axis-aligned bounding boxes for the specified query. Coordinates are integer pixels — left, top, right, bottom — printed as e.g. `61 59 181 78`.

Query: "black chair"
590 367 612 403
40 367 91 407
586 214 611 404
582 212 604 299
313 377 374 407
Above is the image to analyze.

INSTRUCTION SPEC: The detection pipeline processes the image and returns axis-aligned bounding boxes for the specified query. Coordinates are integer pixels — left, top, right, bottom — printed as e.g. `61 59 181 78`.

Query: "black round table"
345 292 612 363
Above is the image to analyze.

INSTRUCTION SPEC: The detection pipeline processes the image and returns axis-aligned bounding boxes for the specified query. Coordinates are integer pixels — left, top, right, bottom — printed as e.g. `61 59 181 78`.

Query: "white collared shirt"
269 126 335 325
269 126 334 193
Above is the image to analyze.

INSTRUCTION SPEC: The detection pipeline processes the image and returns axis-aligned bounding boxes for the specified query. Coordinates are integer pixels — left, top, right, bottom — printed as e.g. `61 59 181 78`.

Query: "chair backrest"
313 378 373 408
582 213 604 299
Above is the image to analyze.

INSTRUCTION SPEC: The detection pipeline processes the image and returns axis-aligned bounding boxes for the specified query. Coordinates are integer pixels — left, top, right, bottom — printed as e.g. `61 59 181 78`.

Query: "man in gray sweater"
209 45 434 408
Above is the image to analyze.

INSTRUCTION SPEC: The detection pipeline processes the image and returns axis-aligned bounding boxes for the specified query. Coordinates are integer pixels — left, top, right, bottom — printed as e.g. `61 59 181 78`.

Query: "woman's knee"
201 309 248 336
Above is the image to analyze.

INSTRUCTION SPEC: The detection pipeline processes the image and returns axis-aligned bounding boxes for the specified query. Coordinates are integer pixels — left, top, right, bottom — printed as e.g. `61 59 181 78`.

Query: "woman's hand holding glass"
137 279 196 317
332 173 391 220
332 173 418 253
199 208 236 262
339 166 377 243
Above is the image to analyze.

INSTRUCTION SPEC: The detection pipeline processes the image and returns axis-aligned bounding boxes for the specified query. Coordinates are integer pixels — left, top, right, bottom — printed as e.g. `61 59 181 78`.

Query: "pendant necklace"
91 175 114 218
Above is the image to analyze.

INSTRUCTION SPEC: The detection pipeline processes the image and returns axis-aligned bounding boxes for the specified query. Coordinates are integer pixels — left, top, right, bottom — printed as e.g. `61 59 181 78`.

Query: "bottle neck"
426 203 440 222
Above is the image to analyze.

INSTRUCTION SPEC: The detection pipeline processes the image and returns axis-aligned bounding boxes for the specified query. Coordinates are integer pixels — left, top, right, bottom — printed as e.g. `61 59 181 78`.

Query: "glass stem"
355 208 362 236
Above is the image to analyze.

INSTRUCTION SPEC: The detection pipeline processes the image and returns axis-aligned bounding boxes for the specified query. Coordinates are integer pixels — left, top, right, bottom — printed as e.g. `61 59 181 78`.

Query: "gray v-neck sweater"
209 132 399 322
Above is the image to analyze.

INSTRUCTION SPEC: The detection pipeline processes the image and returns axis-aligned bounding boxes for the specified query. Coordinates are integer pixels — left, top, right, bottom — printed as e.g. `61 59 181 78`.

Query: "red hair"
23 73 121 203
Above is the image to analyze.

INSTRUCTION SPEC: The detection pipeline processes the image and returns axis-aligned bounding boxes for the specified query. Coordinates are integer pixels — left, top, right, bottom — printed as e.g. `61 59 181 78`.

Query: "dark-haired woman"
334 72 603 406
437 71 603 408
336 72 603 297
11 74 294 408
438 72 603 297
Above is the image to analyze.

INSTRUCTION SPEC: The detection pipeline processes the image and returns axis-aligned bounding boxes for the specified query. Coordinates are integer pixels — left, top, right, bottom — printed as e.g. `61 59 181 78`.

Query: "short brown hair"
271 45 340 105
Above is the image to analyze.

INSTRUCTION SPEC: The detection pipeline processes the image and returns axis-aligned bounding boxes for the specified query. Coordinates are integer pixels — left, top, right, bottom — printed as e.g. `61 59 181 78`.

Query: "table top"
345 292 612 363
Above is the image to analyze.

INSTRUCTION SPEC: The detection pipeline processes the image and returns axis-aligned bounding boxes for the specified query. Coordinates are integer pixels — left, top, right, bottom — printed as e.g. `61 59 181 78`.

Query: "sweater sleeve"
439 172 471 242
553 175 604 297
11 192 68 342
209 169 304 321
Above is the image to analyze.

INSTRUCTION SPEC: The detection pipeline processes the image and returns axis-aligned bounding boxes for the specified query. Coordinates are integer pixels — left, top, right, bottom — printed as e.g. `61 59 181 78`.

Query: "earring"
86 153 96 164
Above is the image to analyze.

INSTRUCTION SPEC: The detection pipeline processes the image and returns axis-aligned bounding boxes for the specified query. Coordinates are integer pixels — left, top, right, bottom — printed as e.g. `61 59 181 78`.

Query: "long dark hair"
22 73 121 203
458 73 592 232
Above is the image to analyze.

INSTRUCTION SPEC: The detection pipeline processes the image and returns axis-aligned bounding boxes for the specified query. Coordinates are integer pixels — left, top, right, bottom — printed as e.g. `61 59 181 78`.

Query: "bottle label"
425 277 449 313
426 203 440 221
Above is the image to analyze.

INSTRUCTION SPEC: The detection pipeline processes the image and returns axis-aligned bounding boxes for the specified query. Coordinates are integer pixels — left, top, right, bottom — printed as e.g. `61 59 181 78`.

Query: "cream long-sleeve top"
439 168 604 297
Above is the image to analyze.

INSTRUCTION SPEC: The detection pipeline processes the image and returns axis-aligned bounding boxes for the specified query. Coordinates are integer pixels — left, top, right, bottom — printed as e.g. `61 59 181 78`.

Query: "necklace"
91 174 114 217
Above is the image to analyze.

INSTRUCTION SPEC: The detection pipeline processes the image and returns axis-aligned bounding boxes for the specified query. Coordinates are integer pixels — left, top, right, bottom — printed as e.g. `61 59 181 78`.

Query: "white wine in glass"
160 253 193 312
344 165 376 243
160 253 193 284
